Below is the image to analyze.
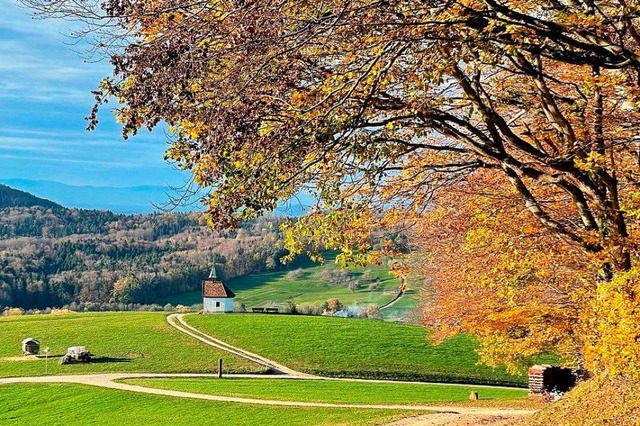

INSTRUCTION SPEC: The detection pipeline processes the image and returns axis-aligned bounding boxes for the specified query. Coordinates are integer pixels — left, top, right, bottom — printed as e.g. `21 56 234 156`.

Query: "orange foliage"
414 171 593 371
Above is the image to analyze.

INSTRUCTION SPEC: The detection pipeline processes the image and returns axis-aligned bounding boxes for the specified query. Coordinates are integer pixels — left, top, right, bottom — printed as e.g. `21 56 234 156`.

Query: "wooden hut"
22 338 40 356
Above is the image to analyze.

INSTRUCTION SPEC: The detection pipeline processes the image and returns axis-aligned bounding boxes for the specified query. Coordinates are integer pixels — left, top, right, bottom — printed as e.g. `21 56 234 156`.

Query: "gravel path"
0 313 536 422
167 313 310 376
0 372 535 416
379 291 405 310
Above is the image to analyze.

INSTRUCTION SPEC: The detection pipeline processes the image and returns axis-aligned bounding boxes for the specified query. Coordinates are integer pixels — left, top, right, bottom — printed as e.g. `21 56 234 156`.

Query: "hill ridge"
0 184 62 209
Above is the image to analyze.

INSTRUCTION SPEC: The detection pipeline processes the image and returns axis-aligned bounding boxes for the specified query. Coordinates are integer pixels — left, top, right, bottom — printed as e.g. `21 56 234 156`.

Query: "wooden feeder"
22 338 41 356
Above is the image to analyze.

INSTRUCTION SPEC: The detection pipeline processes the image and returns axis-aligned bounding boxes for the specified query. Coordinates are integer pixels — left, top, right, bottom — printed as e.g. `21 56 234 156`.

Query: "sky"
0 1 188 188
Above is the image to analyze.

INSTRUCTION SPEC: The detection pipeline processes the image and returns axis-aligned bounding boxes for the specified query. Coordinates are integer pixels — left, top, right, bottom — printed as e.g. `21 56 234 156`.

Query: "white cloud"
0 152 136 168
0 2 184 187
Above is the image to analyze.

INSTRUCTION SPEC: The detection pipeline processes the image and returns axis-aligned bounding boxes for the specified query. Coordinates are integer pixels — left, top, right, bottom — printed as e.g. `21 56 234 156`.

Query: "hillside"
0 179 313 215
0 312 262 377
0 187 415 318
185 314 541 386
0 184 61 209
0 203 291 310
163 259 419 321
0 384 409 426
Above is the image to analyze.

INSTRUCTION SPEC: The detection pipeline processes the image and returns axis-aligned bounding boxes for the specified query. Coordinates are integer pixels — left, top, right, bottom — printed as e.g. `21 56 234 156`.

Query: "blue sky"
0 1 188 188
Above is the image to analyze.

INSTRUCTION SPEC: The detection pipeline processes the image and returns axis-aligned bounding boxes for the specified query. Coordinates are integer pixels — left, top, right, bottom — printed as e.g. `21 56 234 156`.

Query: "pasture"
0 383 412 426
185 314 533 386
0 312 262 377
162 261 415 320
123 377 529 405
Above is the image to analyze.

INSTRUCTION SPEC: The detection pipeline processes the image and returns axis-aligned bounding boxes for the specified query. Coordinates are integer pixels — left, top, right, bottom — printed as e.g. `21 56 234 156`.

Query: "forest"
0 206 289 310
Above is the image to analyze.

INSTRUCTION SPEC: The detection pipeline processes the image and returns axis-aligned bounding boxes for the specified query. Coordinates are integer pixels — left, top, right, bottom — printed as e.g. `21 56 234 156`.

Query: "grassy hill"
0 311 541 425
0 184 61 209
185 314 540 387
124 377 529 405
0 312 262 377
0 383 410 426
163 260 418 320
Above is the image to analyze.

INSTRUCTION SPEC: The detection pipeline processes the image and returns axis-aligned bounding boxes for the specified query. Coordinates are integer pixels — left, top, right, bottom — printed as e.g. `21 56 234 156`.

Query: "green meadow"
124 377 529 405
0 383 412 426
0 312 262 377
185 314 531 386
162 261 415 319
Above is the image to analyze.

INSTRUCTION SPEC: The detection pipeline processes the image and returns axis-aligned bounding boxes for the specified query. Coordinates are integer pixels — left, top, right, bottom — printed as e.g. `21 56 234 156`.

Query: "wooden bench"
265 307 279 313
252 307 265 313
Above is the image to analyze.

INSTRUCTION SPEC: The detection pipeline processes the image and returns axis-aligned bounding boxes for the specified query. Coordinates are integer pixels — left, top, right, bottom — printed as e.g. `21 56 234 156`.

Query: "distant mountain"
0 179 192 214
0 184 62 209
0 178 313 216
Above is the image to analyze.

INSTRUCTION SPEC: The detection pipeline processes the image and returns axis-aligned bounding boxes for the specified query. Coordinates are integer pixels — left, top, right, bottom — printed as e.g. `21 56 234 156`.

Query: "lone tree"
23 0 640 383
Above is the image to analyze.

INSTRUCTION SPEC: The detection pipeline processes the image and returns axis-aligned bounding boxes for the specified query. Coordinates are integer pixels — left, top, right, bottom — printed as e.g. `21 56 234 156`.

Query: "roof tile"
203 279 236 298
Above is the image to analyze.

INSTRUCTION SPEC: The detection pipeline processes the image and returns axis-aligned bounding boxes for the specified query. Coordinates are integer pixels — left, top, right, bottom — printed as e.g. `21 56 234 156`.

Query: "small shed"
202 266 235 313
528 364 582 395
22 338 40 356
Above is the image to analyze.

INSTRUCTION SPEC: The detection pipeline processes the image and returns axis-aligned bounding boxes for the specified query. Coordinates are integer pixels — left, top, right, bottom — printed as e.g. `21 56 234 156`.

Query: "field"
162 261 417 320
0 383 412 426
123 377 529 405
0 312 262 377
0 311 540 425
185 314 534 386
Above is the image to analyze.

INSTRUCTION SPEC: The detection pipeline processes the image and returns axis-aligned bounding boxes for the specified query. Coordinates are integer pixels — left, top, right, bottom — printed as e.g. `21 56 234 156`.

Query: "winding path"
167 313 310 377
379 290 405 310
166 314 523 392
0 313 536 422
0 372 535 416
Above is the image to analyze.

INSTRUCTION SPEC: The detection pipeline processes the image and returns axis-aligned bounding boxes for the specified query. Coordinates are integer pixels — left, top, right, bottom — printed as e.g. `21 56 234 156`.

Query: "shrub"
280 299 298 314
2 307 25 316
297 304 322 316
319 269 353 285
323 298 344 314
361 270 375 282
285 268 305 280
366 304 382 319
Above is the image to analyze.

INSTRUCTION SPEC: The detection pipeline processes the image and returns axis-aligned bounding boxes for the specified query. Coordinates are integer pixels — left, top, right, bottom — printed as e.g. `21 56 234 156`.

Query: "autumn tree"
110 275 144 304
23 0 640 379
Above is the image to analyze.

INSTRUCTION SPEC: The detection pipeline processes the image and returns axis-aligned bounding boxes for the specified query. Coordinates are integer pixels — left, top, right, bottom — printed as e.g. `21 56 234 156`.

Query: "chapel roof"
203 266 235 298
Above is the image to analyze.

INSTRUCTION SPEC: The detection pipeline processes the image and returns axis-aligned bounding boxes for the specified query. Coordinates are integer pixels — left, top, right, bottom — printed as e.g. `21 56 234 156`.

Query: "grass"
185 314 532 386
0 312 262 378
527 377 640 426
162 261 417 320
0 383 414 426
123 377 529 405
380 289 421 321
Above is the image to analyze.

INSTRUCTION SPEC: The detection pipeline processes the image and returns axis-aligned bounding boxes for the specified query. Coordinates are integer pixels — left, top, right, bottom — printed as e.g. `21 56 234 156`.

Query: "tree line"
0 207 289 310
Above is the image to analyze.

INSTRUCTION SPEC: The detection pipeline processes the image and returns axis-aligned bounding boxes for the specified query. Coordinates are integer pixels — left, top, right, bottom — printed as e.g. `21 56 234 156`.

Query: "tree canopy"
23 0 640 379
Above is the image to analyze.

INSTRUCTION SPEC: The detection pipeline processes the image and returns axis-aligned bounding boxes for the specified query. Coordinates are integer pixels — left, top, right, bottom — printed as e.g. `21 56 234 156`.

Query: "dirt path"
0 313 536 423
167 314 524 391
167 313 310 376
0 356 39 362
380 291 404 310
386 413 525 425
0 372 535 416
